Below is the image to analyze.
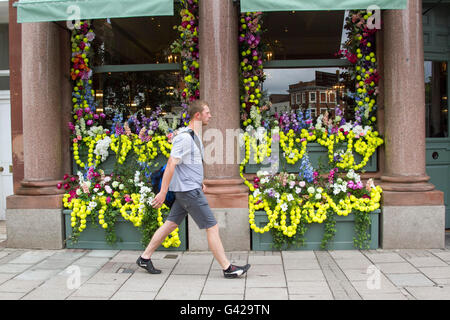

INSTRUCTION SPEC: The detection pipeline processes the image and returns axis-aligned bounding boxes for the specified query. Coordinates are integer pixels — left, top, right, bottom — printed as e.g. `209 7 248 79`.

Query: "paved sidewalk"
1 242 450 300
0 221 449 300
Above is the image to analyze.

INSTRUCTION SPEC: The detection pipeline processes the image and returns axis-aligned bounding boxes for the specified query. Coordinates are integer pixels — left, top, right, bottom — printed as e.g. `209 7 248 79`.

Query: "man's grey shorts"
166 188 217 229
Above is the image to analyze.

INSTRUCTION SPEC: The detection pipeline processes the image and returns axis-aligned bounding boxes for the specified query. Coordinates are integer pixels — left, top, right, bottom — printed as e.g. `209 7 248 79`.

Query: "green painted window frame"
424 53 450 143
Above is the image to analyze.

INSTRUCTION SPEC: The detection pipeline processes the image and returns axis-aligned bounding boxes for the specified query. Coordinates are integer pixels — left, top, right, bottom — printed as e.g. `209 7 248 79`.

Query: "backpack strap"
179 129 203 162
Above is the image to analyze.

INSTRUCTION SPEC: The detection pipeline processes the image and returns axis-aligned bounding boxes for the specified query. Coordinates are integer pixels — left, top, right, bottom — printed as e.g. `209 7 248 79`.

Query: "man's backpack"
150 164 176 208
150 129 202 209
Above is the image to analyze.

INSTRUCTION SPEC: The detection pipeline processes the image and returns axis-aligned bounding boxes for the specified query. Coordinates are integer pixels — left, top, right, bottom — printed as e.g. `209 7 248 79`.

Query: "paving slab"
155 274 206 300
245 287 288 300
69 283 122 299
405 286 450 300
386 273 435 287
245 264 286 288
418 266 450 279
287 280 332 296
8 251 56 264
375 262 420 274
110 290 156 300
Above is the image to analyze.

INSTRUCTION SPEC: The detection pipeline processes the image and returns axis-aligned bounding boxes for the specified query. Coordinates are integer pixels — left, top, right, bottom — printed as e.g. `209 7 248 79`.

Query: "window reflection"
263 67 352 119
262 11 346 60
93 71 183 127
425 61 449 138
92 17 180 66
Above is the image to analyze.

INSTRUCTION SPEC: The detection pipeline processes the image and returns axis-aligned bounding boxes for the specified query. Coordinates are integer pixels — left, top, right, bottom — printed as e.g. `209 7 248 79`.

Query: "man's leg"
206 224 230 270
141 220 178 259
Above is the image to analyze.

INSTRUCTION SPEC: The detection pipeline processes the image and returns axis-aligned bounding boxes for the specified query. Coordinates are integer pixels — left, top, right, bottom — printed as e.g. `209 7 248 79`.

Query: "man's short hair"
188 100 208 120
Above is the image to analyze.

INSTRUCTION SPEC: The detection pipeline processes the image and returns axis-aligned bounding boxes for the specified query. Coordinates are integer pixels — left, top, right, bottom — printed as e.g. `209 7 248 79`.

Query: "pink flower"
104 185 112 194
57 183 62 189
106 196 111 204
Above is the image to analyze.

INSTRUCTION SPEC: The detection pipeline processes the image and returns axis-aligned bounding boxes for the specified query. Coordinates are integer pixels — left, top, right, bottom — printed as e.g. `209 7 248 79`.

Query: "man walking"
137 100 250 279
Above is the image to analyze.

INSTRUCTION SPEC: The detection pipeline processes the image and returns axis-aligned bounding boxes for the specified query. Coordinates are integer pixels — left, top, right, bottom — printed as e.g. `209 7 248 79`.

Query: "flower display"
247 167 382 249
60 167 180 248
337 10 380 126
239 11 267 128
171 0 200 103
238 10 384 249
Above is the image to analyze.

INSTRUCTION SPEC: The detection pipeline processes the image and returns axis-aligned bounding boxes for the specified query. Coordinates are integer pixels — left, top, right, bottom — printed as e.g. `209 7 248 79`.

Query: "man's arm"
151 156 179 208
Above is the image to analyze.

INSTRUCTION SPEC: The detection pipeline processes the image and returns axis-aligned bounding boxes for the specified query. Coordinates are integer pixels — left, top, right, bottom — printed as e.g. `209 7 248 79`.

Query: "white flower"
88 201 97 209
299 181 306 187
307 186 315 194
333 187 341 195
94 135 111 162
112 181 119 188
317 187 323 194
134 171 141 184
76 188 82 196
119 184 125 190
286 194 294 202
347 169 355 179
289 181 296 189
295 187 302 194
104 176 111 183
274 192 280 199
315 193 322 200
253 189 261 198
280 203 288 212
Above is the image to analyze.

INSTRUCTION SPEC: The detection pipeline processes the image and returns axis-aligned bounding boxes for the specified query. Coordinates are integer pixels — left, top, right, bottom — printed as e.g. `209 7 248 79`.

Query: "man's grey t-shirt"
168 127 204 192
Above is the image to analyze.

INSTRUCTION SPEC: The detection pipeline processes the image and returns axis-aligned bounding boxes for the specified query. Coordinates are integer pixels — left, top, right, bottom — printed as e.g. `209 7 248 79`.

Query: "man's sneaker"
136 256 162 274
223 264 251 278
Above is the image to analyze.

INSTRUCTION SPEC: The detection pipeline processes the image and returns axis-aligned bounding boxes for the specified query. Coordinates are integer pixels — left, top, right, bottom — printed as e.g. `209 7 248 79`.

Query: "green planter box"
245 143 377 174
63 210 186 251
251 209 380 251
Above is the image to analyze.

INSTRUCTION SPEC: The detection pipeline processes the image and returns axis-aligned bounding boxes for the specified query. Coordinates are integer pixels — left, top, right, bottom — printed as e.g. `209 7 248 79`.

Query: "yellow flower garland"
239 130 383 241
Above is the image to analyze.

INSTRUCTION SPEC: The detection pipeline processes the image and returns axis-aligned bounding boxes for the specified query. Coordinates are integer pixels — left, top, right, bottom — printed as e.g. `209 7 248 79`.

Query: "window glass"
425 61 449 137
93 71 182 127
262 11 346 60
263 67 352 118
92 17 180 66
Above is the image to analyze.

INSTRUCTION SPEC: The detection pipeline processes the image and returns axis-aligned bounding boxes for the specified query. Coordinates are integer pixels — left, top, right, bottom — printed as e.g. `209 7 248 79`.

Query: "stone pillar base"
6 194 64 249
188 208 250 251
6 209 64 249
381 205 445 249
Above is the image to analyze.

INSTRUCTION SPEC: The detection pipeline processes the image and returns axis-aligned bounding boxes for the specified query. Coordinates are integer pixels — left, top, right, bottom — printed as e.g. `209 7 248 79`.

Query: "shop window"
263 67 351 119
425 61 449 137
260 11 356 120
91 17 183 126
92 17 180 66
0 24 9 90
262 11 345 60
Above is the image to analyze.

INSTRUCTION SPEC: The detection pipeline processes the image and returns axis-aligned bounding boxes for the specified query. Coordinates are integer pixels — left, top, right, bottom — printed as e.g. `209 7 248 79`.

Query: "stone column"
6 22 67 249
381 0 445 248
189 0 249 250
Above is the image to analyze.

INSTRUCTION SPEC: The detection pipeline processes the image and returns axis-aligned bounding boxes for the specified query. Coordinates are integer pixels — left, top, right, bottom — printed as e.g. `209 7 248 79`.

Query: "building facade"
4 0 449 250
